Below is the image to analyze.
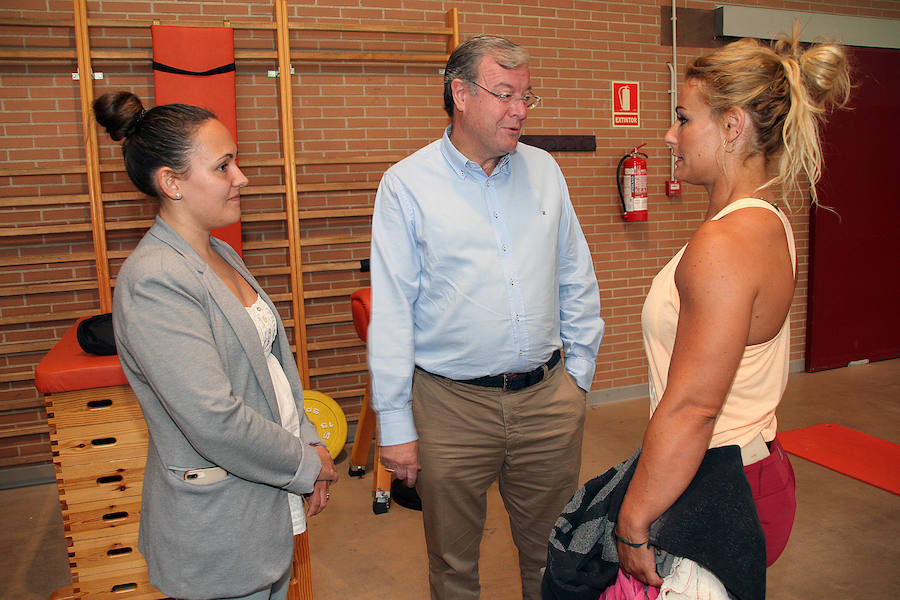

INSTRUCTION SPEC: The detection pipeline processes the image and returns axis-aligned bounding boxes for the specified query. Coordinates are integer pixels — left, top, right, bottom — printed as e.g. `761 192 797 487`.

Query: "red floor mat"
779 423 900 495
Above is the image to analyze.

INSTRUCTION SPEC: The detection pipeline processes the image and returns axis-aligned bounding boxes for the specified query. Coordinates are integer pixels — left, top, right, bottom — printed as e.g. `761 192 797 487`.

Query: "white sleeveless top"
641 198 797 448
245 294 307 535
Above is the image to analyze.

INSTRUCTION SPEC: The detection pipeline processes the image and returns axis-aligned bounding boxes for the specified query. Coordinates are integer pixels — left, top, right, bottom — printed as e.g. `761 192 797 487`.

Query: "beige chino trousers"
412 360 586 600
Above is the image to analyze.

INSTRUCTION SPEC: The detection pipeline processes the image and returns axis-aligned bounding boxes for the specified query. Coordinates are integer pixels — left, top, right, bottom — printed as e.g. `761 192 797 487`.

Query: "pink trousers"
744 436 797 566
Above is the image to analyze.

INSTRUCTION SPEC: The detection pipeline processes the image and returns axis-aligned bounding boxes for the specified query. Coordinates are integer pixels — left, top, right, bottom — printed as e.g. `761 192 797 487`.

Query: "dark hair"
92 91 215 198
442 35 529 118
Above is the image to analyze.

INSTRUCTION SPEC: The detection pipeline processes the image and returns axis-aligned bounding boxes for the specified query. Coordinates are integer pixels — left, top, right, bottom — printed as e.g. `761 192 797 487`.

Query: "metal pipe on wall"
667 0 678 181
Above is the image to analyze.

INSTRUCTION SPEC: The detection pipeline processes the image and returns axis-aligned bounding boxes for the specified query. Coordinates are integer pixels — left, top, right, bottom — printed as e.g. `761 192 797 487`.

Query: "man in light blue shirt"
368 35 604 600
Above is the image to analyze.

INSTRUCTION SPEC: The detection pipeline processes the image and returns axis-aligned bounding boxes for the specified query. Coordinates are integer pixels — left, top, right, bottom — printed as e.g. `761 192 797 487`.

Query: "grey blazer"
113 217 323 599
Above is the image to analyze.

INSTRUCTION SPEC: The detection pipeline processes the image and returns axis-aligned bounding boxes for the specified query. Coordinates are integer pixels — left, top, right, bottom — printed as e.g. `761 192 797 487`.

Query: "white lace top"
245 294 306 535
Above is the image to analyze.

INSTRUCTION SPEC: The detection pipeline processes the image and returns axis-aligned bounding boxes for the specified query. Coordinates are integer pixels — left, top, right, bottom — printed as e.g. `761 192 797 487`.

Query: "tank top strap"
711 198 796 276
711 197 776 220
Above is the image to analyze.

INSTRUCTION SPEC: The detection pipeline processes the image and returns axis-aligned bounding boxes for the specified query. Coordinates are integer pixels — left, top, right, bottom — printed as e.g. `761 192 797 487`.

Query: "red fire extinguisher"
617 144 648 222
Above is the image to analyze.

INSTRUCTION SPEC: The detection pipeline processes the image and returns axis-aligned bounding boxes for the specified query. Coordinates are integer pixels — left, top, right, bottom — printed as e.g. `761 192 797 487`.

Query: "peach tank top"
641 198 796 448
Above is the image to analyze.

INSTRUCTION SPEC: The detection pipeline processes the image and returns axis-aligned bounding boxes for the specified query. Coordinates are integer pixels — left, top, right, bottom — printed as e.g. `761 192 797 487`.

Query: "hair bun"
93 91 145 142
773 23 850 111
799 43 851 109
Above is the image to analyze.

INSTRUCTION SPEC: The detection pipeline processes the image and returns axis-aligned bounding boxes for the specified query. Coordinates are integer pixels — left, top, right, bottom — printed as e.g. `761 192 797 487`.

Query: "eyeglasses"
467 80 542 110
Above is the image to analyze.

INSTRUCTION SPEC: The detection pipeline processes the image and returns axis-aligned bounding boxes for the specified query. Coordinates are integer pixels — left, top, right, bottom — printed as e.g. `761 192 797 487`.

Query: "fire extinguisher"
617 143 649 222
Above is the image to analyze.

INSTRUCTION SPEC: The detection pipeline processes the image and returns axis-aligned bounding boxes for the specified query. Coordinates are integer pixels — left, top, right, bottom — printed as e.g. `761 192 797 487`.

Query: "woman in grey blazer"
94 92 338 600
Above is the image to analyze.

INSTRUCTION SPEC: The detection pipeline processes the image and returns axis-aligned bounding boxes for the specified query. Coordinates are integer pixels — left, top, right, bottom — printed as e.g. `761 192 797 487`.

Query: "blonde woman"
613 30 851 595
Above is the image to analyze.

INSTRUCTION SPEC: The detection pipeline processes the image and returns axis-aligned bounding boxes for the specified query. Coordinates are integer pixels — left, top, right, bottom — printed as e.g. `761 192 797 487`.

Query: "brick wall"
1 0 896 473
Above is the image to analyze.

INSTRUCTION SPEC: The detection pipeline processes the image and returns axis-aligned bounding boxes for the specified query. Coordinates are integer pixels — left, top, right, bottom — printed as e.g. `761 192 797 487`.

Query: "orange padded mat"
34 318 127 394
779 423 900 496
151 24 242 255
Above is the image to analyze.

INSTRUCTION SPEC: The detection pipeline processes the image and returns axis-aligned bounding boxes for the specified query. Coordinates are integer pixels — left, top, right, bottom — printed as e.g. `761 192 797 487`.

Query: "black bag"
76 313 117 356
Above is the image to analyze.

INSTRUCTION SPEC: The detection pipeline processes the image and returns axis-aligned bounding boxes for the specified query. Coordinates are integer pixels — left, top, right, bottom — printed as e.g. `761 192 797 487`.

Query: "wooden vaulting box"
35 319 162 599
36 319 321 599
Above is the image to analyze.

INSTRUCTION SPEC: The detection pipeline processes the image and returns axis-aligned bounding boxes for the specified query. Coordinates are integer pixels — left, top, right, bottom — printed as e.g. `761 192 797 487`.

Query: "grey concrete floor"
1 359 898 599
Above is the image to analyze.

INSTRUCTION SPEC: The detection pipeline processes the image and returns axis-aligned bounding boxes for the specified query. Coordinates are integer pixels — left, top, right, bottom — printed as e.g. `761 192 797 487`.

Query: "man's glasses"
467 80 542 110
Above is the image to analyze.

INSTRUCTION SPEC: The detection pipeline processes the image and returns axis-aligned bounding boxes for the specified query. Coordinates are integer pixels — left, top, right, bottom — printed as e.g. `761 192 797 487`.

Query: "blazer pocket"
168 465 229 486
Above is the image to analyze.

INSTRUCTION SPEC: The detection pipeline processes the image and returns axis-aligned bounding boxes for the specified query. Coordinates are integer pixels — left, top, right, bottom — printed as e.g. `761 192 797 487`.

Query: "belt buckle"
504 371 530 391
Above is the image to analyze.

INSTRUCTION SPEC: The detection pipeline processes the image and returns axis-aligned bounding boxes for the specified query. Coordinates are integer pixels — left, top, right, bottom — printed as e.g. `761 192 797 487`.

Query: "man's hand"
379 441 420 487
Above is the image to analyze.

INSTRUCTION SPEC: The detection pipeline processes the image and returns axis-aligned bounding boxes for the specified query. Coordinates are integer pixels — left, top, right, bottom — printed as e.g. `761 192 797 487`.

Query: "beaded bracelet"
614 531 649 548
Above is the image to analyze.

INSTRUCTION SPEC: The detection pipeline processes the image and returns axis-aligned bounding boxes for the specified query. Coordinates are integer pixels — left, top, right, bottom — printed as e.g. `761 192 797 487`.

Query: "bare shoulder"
677 206 789 299
677 209 777 287
719 206 792 270
677 219 746 283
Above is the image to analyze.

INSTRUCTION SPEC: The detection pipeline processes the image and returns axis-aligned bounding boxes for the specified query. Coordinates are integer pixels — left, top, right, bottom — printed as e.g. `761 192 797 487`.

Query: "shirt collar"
440 125 514 180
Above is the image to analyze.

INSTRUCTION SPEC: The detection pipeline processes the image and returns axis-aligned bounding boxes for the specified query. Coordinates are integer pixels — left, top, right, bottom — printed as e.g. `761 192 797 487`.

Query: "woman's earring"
175 192 182 200
723 138 737 154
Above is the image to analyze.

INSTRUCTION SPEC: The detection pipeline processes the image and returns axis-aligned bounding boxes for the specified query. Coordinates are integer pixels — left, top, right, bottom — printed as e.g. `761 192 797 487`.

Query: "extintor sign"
612 81 640 128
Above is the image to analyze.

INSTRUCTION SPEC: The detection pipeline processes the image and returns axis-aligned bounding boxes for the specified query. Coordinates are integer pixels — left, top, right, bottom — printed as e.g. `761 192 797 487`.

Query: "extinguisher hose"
616 154 629 215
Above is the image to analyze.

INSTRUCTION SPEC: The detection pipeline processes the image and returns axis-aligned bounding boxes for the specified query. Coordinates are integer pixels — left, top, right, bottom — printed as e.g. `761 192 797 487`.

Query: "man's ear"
156 166 181 201
450 78 469 115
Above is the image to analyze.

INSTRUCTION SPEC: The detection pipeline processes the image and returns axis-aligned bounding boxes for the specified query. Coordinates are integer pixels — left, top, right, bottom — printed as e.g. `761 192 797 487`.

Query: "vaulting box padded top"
35 318 127 394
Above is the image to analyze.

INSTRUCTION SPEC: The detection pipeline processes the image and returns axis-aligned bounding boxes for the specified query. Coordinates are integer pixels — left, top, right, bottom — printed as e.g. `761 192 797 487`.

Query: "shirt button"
515 314 520 321
493 212 499 218
509 279 515 286
502 245 508 252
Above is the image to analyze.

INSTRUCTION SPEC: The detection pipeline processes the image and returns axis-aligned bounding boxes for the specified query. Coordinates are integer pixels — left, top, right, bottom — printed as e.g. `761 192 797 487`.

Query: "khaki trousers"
412 361 586 600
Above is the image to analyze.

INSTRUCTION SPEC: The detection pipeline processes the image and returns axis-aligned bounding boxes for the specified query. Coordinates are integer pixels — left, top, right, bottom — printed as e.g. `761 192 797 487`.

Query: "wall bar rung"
0 280 98 297
0 224 92 237
0 253 97 268
0 194 90 208
307 338 363 352
0 311 92 326
0 341 55 355
308 363 367 378
306 313 351 326
299 234 370 247
302 261 364 273
303 286 359 300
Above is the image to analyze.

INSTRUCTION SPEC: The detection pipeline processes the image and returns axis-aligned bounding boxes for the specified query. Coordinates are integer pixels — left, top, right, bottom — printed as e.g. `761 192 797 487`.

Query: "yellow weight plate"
302 390 348 460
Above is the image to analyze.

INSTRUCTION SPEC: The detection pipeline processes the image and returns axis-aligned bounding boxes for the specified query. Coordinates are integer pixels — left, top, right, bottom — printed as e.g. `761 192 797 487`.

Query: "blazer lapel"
217 243 304 413
147 218 282 422
205 266 282 423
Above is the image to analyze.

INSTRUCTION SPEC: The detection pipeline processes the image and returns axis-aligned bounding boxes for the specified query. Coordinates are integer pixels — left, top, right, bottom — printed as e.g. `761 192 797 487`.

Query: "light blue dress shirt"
369 127 604 445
